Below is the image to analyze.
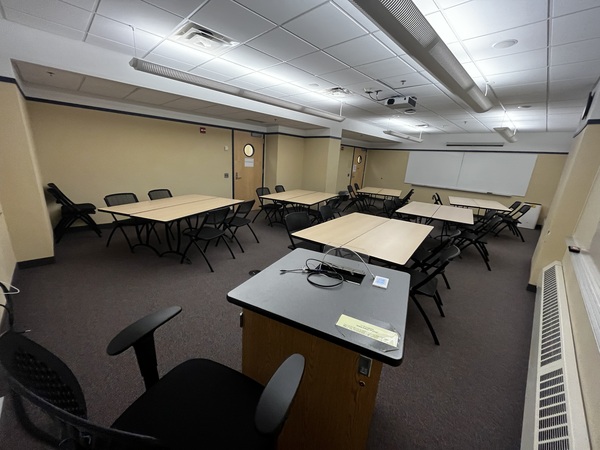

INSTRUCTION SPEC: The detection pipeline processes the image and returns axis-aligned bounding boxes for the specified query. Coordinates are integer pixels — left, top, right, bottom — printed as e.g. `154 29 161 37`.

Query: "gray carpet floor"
0 209 538 449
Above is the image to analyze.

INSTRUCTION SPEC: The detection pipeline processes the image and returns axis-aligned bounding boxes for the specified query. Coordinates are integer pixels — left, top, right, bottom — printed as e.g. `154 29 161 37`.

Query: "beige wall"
0 83 53 262
530 126 600 285
28 102 234 225
302 138 338 192
364 149 566 224
337 146 354 193
267 134 305 190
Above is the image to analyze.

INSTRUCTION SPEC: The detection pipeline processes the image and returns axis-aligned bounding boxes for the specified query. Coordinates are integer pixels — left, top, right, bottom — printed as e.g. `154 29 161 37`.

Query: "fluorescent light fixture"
383 129 423 143
350 0 493 113
494 126 518 143
129 57 345 122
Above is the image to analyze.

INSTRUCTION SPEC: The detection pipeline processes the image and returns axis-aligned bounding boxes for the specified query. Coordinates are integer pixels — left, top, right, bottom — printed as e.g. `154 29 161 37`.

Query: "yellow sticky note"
336 314 398 347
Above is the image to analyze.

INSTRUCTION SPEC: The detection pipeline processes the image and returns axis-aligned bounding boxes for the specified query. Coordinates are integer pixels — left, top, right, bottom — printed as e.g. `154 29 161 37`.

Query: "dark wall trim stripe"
17 256 55 269
366 148 569 155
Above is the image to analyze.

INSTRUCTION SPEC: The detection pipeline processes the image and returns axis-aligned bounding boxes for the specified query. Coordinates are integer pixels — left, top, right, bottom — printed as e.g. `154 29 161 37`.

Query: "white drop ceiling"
1 0 599 144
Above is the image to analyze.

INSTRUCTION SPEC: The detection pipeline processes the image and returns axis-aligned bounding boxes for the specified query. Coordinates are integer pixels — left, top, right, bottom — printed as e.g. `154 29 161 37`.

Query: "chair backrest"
274 185 285 193
354 183 360 191
432 192 443 205
256 187 271 206
47 183 77 208
0 331 165 449
512 203 531 219
148 189 172 200
411 245 460 291
319 205 335 222
382 199 396 217
347 184 356 198
104 193 139 207
234 199 255 218
396 188 414 208
204 207 231 229
284 212 312 235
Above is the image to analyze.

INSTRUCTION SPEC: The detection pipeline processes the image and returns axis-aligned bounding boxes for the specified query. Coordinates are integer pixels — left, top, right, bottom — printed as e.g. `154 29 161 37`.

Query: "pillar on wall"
0 81 54 264
529 125 600 286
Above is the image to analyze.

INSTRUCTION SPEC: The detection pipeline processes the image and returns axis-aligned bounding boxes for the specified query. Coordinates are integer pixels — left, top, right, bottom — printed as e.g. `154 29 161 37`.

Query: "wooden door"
233 130 264 204
350 148 367 189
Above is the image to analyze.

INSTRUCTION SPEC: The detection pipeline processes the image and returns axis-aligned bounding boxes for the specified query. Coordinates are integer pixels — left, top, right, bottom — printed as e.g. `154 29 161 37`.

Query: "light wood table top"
293 213 388 248
358 187 402 198
449 196 510 212
432 205 474 224
358 187 382 195
345 219 433 266
291 192 337 206
448 196 480 208
98 194 215 216
260 190 315 202
474 199 511 212
134 197 243 223
379 188 403 197
293 213 432 266
398 201 440 217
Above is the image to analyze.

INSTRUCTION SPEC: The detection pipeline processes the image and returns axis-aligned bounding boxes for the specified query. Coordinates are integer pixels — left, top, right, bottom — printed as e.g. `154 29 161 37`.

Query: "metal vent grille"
521 262 589 450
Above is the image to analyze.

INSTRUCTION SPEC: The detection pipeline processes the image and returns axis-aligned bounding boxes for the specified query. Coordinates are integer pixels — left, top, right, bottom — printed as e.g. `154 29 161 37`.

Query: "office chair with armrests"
0 306 305 450
46 183 102 243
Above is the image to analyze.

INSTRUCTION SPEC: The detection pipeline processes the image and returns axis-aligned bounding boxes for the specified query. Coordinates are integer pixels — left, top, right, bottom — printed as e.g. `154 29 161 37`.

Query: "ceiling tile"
464 22 548 62
190 0 275 43
1 0 93 30
284 3 366 49
247 28 316 61
487 68 548 88
150 40 214 68
318 68 372 86
2 8 86 40
260 63 334 89
97 0 184 36
550 60 600 81
230 72 285 89
235 0 326 24
220 46 281 70
379 72 432 91
355 57 415 79
142 0 208 18
199 58 254 79
551 38 600 65
552 1 600 18
84 35 134 56
443 0 548 41
289 51 348 75
325 35 395 67
551 7 600 45
88 15 136 47
475 49 548 76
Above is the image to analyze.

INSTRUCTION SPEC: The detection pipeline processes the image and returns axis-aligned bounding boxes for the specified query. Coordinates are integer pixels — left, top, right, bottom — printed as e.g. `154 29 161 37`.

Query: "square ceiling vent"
171 22 238 52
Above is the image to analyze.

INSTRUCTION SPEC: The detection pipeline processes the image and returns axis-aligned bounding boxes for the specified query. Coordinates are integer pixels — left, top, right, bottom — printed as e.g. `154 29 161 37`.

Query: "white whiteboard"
405 151 537 196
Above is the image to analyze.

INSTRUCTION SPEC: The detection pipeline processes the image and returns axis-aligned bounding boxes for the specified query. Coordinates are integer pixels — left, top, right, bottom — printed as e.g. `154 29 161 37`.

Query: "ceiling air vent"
172 22 238 51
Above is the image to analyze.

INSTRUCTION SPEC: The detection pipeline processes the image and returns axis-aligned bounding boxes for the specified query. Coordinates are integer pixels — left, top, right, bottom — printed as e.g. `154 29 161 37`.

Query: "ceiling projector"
381 96 417 109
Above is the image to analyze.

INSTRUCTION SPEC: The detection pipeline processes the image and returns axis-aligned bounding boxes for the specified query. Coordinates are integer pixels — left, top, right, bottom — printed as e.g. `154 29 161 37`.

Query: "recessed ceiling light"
518 105 532 109
403 108 417 115
416 123 429 128
492 39 518 49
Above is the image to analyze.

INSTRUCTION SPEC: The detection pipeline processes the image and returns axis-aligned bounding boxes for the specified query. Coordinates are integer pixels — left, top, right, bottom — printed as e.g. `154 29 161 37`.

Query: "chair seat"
112 359 272 449
227 216 251 227
183 227 223 241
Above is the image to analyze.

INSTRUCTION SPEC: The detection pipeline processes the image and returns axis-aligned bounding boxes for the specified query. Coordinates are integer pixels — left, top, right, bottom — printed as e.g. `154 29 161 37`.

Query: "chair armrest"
255 353 305 436
107 306 182 390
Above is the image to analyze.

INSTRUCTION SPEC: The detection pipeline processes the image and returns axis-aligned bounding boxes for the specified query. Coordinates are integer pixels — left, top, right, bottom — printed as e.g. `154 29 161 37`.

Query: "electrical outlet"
224 173 229 178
